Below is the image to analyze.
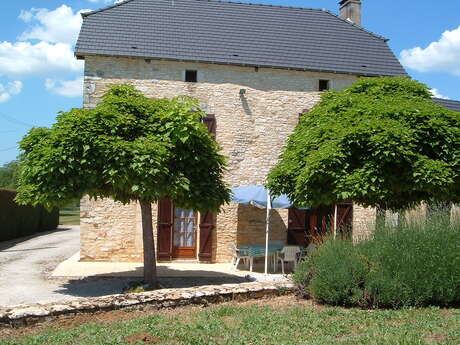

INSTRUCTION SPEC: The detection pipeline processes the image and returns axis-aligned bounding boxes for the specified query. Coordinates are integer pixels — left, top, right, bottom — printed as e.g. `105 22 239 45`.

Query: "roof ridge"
192 0 323 12
82 0 326 18
82 0 135 17
321 9 389 42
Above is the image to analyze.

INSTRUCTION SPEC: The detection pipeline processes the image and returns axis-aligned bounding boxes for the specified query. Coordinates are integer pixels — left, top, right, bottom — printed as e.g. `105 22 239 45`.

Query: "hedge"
0 188 59 241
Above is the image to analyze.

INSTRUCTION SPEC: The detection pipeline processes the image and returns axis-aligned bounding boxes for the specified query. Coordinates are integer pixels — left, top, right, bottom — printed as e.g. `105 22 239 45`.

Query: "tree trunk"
139 200 158 289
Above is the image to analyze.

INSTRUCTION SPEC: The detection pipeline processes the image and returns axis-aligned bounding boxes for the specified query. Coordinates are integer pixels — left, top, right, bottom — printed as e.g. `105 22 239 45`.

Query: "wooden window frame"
185 70 198 83
318 79 331 92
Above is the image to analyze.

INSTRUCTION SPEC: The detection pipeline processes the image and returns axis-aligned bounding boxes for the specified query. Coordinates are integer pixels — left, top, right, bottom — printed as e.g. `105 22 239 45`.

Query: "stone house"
74 0 457 263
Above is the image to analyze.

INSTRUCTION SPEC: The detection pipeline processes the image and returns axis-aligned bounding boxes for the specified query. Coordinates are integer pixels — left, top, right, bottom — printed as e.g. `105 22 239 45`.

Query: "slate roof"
75 0 407 77
433 98 460 112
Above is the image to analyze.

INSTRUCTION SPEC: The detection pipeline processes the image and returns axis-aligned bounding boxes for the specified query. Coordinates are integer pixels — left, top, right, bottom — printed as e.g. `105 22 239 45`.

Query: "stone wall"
352 204 377 242
80 56 359 263
0 281 295 328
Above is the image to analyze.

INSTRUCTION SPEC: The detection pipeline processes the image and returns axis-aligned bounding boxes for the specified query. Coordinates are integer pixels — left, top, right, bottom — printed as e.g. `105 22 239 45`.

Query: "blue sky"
0 0 459 165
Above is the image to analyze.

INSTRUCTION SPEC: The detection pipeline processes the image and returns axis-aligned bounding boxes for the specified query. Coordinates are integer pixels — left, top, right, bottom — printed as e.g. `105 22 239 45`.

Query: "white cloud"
19 5 89 45
400 25 460 76
431 88 450 100
18 10 33 22
45 77 83 97
0 5 85 80
1 4 99 98
0 81 23 103
0 41 83 77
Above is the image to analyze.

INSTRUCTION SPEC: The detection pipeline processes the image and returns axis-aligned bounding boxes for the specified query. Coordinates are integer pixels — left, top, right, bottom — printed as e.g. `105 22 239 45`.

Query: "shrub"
293 238 368 306
362 213 460 308
295 210 460 308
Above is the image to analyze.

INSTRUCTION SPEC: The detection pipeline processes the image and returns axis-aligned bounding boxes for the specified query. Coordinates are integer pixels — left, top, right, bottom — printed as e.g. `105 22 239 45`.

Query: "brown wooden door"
289 204 353 246
172 207 197 259
288 208 308 247
306 205 334 244
157 198 173 261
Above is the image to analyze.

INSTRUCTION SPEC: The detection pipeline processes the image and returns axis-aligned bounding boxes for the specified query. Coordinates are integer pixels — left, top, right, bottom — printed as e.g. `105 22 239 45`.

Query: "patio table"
238 245 283 272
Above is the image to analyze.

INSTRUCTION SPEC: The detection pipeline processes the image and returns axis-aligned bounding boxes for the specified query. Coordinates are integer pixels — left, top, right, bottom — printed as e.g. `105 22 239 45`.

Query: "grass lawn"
0 296 459 345
59 206 80 226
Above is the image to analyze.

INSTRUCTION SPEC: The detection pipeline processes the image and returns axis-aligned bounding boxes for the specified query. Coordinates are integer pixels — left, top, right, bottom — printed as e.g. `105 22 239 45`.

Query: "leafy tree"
16 85 230 287
0 160 20 189
267 77 460 211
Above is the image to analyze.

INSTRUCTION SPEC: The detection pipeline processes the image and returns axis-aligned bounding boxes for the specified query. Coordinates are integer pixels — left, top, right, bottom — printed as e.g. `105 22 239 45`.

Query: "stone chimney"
339 0 362 26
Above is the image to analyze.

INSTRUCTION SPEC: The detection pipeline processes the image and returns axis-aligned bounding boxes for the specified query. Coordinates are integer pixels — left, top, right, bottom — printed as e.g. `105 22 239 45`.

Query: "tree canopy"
267 77 460 211
16 84 230 287
16 85 230 211
0 160 20 189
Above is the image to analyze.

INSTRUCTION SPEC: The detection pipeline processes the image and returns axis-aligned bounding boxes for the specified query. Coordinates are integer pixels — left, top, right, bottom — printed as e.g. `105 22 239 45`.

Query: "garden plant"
293 209 460 308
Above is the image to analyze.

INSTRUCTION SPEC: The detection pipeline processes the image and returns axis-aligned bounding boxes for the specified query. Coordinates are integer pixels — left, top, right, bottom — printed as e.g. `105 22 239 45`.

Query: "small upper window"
185 70 197 83
319 79 330 91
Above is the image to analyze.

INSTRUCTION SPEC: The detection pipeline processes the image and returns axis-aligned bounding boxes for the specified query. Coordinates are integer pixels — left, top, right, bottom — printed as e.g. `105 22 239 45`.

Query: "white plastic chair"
278 246 302 274
229 244 250 270
269 241 284 272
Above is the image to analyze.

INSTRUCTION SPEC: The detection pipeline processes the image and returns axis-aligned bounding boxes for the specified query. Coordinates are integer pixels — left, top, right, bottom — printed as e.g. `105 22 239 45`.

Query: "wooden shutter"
199 211 214 261
157 197 173 261
197 114 217 261
287 208 307 247
202 114 216 139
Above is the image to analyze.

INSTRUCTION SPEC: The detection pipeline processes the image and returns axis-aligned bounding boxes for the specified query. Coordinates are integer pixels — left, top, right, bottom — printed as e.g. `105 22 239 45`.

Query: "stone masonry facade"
80 56 377 263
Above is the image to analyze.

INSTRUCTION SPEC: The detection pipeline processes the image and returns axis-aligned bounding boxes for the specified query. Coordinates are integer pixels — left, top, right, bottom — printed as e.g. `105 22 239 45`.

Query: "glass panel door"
172 208 197 259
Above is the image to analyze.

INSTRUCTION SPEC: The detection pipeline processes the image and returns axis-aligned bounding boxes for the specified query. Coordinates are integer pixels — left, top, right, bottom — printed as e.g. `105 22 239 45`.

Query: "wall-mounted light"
239 88 246 96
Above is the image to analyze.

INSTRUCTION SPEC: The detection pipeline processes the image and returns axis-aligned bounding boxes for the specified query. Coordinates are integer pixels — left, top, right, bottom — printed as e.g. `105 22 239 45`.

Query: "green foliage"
293 238 368 306
267 77 460 210
361 213 460 308
295 211 460 308
16 85 230 211
0 160 20 189
0 188 59 241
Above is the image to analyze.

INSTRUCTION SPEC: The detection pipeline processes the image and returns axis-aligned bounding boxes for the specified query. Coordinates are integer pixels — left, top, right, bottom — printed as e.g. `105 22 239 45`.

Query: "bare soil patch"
424 332 449 344
125 332 162 344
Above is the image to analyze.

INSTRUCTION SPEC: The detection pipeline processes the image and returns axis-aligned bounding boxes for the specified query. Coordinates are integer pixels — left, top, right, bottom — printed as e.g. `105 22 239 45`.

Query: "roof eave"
75 52 408 78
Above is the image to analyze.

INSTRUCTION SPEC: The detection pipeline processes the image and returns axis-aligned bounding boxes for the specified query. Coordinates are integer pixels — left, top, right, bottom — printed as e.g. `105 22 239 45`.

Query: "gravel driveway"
0 226 248 307
0 227 140 307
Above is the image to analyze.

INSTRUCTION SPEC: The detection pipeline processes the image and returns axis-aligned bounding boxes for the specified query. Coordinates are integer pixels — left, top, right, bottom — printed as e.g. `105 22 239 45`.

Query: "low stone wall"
0 281 294 328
